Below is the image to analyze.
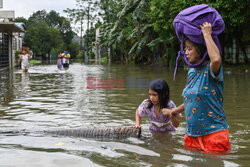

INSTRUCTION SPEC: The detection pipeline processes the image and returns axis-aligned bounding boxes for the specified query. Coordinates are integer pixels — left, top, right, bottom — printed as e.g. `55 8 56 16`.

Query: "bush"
68 41 80 59
15 50 22 67
100 56 109 63
15 50 22 59
76 51 84 59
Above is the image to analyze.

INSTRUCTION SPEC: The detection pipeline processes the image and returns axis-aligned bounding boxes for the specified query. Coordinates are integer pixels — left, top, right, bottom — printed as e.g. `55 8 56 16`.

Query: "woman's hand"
161 108 172 117
170 107 180 117
162 108 180 128
161 108 179 118
200 22 212 37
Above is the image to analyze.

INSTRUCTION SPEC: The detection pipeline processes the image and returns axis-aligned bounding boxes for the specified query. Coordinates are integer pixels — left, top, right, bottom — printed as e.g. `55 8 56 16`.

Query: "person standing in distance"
19 47 32 72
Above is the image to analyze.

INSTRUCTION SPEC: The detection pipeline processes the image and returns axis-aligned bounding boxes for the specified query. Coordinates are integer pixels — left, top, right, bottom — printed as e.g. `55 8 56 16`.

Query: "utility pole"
107 1 112 64
80 16 83 51
86 4 90 59
0 0 3 9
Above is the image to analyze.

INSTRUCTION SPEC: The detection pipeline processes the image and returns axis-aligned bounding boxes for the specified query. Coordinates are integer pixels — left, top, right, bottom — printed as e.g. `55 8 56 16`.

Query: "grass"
30 60 41 65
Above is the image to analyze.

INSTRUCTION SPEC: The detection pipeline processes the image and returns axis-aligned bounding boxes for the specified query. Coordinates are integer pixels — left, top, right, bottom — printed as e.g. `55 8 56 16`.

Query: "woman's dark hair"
147 78 170 109
184 36 208 60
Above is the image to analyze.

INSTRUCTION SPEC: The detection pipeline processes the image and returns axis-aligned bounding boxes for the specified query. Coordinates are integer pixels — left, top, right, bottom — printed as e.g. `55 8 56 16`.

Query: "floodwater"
0 62 249 167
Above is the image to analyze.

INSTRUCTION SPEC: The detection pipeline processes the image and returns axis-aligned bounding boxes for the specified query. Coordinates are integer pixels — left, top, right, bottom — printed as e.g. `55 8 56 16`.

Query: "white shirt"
21 54 30 69
62 53 70 64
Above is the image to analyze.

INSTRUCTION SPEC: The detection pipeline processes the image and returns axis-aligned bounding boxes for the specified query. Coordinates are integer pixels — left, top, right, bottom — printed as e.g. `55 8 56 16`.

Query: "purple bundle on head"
173 4 225 80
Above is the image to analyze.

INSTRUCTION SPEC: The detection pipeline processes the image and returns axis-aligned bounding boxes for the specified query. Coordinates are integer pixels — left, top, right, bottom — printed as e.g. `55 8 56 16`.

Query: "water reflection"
0 69 15 106
21 72 30 89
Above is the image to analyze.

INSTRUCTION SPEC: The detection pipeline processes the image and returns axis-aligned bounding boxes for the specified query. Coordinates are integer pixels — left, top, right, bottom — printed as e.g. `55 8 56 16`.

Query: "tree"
27 10 47 26
23 10 76 58
12 17 28 25
24 21 63 57
100 0 157 64
147 0 186 65
65 0 249 64
64 8 86 51
46 11 74 49
83 27 96 59
211 0 250 64
145 0 250 64
64 0 99 53
68 41 80 59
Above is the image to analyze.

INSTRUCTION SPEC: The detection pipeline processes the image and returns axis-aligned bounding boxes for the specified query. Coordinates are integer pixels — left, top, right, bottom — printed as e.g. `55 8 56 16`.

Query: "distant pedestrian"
62 50 70 69
57 52 64 69
19 47 32 72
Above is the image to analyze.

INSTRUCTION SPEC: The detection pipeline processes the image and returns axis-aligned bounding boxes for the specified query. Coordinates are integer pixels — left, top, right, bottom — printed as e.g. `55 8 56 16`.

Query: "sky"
2 0 87 34
3 0 77 19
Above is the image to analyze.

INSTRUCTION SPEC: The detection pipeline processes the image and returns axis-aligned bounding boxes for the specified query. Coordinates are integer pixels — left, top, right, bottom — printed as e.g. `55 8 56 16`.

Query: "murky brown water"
0 62 249 166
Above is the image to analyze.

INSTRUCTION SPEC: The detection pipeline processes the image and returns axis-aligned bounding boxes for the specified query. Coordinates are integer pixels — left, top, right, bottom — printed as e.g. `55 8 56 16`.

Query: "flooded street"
0 62 250 166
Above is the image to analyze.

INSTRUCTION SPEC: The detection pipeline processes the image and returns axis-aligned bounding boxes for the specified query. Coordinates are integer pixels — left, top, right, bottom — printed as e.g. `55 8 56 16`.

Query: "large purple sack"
173 4 225 79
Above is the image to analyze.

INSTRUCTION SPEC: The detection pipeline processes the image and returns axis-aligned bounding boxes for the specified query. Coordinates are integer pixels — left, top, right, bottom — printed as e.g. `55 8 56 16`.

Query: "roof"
0 22 25 33
15 22 25 30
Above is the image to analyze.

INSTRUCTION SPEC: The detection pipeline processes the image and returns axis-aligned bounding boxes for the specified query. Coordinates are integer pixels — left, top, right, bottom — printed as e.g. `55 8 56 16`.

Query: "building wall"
0 32 23 69
12 33 23 67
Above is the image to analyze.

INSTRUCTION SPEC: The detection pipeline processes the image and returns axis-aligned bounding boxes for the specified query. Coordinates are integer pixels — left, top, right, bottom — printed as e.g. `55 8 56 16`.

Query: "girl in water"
134 78 180 132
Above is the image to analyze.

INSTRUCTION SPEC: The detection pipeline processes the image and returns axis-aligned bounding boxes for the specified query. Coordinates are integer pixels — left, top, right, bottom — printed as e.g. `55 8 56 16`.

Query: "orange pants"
184 129 231 153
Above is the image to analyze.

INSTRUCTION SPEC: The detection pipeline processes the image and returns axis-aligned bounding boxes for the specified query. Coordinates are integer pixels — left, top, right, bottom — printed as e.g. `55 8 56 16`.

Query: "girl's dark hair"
147 78 170 109
184 36 208 60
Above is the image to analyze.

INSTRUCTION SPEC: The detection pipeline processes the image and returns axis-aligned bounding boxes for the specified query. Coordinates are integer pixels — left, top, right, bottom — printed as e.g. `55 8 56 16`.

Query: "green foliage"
98 0 249 64
50 48 58 60
68 41 80 59
15 50 22 58
12 17 28 25
46 10 74 47
163 47 176 67
22 10 76 58
28 10 74 49
28 10 47 24
99 55 109 63
83 27 96 58
99 0 157 64
24 21 64 55
209 0 250 44
21 0 249 64
64 0 99 42
76 51 85 59
15 50 22 65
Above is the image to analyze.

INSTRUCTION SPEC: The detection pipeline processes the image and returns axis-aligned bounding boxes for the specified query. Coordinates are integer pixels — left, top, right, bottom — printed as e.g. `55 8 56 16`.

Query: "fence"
0 32 9 69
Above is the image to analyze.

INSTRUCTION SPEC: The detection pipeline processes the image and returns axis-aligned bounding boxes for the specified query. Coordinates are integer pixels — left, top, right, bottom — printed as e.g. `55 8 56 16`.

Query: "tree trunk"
235 37 239 64
125 50 128 64
241 45 249 64
80 17 83 52
108 47 112 64
220 34 225 63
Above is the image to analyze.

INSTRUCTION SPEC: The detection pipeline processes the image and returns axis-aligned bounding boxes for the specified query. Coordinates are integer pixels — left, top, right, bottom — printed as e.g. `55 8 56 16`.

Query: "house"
13 22 25 51
0 0 24 69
